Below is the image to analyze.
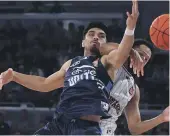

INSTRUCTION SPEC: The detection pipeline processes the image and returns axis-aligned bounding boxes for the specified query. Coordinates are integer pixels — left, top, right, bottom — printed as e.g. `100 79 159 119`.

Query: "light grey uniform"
100 66 136 135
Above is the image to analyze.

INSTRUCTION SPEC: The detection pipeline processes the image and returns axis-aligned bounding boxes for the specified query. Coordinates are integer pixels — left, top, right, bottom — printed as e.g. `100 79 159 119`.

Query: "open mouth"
91 41 100 46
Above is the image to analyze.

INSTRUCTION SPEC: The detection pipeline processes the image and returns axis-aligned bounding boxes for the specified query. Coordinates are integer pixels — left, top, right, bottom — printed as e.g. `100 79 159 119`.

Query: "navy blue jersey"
56 56 113 119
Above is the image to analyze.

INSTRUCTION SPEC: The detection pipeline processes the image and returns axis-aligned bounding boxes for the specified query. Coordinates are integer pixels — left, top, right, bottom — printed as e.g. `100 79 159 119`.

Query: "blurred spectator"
0 19 168 109
76 25 85 48
68 22 77 45
108 19 124 42
29 66 44 77
29 1 44 12
0 112 11 135
50 1 65 13
15 109 35 134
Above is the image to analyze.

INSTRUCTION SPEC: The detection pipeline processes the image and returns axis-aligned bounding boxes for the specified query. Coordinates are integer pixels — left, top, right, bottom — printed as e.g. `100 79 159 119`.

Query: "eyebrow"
88 30 106 35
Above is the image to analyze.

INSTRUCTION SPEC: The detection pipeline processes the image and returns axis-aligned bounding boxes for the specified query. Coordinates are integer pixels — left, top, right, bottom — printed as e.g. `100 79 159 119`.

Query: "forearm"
100 42 135 56
116 28 134 63
105 28 135 68
99 42 119 56
13 71 46 92
130 114 163 135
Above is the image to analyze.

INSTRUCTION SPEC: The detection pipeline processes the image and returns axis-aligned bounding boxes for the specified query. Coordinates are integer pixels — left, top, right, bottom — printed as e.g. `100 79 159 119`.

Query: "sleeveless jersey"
100 66 136 135
56 56 113 119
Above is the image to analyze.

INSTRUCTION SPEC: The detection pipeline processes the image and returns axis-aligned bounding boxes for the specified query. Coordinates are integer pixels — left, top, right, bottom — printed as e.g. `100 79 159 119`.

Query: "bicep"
44 59 71 91
124 85 141 129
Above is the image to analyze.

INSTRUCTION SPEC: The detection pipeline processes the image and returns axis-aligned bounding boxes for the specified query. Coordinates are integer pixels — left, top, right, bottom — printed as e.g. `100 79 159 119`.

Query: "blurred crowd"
0 19 85 107
0 19 124 107
0 19 168 108
0 110 169 135
0 19 169 135
0 1 168 135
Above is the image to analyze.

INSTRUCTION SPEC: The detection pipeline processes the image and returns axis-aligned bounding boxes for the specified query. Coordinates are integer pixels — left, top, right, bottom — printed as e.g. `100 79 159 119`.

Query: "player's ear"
82 40 85 47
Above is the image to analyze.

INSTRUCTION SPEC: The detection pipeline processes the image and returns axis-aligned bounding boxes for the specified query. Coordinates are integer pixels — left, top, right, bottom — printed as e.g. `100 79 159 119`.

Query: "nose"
93 36 99 41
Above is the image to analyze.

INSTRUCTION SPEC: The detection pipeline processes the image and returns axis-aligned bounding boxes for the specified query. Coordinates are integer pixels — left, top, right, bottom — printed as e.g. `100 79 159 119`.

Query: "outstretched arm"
0 59 71 92
100 42 144 77
103 0 139 69
124 85 169 135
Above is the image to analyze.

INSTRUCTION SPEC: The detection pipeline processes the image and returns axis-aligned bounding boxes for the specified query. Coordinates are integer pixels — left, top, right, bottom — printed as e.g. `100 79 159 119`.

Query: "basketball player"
0 0 140 135
100 39 170 135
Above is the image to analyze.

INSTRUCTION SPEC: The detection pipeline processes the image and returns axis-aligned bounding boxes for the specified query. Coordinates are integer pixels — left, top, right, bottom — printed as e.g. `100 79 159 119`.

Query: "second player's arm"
102 29 134 69
124 85 165 135
102 0 139 69
12 60 71 92
99 42 137 59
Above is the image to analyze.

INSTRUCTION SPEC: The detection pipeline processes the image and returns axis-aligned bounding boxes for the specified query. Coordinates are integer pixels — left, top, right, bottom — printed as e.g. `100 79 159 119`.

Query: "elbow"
129 131 142 135
38 85 48 92
129 130 139 135
39 87 50 92
129 127 143 135
39 83 51 92
38 79 51 92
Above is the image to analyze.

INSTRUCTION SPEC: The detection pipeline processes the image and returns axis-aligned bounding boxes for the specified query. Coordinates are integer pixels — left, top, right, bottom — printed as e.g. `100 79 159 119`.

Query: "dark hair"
83 22 109 41
133 38 154 52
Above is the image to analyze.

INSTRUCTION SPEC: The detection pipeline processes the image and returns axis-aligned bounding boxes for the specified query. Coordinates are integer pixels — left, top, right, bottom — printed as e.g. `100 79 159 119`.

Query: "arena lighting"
0 13 123 19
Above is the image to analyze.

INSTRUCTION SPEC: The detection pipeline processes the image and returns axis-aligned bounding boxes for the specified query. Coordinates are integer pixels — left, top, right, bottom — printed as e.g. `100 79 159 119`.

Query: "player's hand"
0 68 14 90
160 106 170 122
130 49 144 77
126 0 139 30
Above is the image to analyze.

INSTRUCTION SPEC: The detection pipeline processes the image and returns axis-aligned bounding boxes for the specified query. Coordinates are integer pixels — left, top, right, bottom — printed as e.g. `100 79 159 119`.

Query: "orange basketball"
149 14 169 51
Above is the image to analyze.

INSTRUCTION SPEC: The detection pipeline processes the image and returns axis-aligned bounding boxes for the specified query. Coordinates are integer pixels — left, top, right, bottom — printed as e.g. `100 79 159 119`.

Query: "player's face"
83 28 107 55
134 44 152 66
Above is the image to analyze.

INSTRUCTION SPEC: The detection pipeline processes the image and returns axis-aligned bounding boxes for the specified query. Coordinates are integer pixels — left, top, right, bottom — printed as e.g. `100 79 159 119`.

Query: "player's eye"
99 34 106 39
100 35 105 38
88 32 94 37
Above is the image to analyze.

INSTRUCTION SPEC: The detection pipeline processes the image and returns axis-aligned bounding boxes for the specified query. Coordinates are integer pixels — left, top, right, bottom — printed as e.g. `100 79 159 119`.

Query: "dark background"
0 1 169 135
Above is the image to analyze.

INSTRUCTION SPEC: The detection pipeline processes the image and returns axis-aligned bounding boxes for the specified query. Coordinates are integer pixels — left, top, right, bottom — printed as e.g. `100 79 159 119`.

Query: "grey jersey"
100 66 136 135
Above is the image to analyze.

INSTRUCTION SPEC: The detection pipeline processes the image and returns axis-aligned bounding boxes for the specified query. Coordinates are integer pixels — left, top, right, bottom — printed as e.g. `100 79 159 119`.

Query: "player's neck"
84 50 96 57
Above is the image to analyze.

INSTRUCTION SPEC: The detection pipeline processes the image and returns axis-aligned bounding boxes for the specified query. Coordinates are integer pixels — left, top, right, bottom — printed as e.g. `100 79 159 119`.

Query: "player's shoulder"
64 56 86 69
61 59 72 71
71 56 84 61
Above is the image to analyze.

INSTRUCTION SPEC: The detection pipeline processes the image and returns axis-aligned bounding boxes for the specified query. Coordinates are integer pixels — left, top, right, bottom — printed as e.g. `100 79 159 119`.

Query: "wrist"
12 70 16 82
157 114 164 124
125 27 135 36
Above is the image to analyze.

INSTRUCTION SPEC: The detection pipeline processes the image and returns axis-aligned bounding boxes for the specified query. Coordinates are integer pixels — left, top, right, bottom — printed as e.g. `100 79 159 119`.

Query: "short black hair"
133 38 154 52
83 22 109 41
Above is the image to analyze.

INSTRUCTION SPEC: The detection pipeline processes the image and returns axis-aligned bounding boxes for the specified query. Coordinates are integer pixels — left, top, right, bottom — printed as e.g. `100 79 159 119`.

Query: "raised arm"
0 59 71 92
100 42 144 77
124 85 169 135
103 0 139 69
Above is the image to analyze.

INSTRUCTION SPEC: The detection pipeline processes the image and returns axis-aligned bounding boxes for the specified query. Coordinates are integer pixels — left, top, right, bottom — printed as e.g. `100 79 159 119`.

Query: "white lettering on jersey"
73 65 96 70
70 61 80 68
68 64 106 93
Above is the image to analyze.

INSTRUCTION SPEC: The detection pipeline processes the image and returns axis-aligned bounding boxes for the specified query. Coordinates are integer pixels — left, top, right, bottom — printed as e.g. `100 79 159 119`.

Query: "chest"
65 56 113 89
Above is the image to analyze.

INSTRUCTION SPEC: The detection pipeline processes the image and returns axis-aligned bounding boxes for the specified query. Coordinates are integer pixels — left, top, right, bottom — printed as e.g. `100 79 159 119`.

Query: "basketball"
149 14 169 51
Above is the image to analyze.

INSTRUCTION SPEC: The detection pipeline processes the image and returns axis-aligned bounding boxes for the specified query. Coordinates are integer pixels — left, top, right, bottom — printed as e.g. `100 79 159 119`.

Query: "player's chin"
90 46 101 57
